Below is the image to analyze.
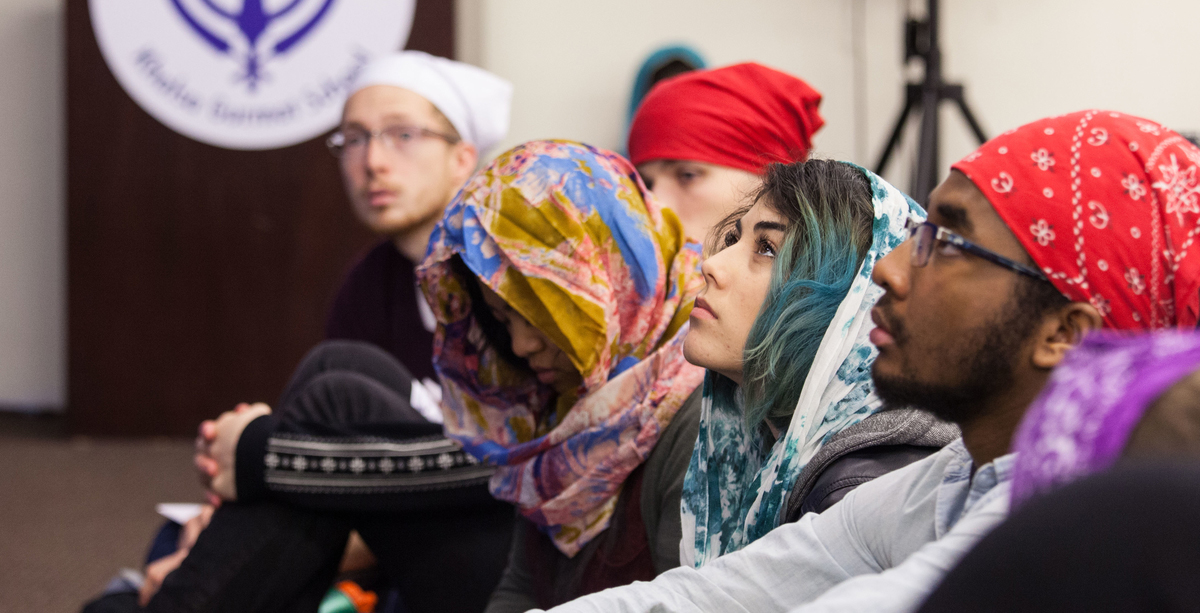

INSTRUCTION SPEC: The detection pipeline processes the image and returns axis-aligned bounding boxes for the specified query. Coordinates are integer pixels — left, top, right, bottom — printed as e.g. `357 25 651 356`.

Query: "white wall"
459 0 1200 190
0 0 64 411
459 0 905 168
939 0 1200 172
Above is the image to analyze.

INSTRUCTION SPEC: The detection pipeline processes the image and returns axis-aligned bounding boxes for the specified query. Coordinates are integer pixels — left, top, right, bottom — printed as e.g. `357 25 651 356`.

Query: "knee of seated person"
305 339 396 364
1125 369 1200 458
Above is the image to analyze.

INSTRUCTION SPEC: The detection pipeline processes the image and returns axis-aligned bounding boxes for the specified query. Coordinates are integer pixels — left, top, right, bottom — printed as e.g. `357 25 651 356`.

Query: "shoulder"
825 440 966 522
801 445 942 516
651 387 703 461
333 241 404 295
784 409 959 522
349 241 407 279
639 386 702 506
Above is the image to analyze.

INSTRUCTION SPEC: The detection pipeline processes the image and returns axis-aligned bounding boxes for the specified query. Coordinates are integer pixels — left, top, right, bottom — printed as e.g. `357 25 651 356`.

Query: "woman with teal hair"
675 159 958 568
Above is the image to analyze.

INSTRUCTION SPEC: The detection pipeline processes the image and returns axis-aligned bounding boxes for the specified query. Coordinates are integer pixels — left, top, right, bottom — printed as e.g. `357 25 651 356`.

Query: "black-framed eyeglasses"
906 219 1048 281
326 125 460 159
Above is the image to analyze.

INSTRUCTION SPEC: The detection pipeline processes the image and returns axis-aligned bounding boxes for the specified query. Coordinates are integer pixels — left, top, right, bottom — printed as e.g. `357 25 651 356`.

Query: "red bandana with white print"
952 110 1200 330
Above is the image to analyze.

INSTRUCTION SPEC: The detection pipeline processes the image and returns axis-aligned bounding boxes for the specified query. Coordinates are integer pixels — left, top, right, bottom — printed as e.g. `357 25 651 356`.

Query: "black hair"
448 255 528 369
1013 274 1073 324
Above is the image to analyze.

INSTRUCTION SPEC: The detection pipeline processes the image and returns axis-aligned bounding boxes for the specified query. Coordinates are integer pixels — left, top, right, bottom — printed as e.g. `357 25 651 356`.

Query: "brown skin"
478 283 583 395
638 159 761 242
138 505 214 606
1126 369 1200 457
869 171 1102 467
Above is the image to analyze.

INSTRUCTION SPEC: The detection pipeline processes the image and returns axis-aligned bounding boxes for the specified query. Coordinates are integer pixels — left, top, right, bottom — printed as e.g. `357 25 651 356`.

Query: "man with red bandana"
537 110 1200 613
628 62 824 242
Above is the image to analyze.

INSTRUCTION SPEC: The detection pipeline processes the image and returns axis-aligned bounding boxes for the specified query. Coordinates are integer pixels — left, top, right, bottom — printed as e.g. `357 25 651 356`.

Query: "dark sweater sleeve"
639 387 703 574
483 519 540 613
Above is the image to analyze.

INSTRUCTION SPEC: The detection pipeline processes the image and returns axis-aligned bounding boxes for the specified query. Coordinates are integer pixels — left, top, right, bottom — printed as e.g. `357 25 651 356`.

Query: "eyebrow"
754 221 788 233
934 204 973 234
341 114 419 130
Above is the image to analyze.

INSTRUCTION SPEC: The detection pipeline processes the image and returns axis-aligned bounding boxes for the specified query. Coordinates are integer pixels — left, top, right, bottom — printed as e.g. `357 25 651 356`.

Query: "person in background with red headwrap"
628 62 824 241
534 110 1200 613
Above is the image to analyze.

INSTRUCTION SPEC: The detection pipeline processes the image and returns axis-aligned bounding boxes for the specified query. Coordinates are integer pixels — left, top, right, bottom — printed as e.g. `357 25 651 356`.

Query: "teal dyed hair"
708 160 875 430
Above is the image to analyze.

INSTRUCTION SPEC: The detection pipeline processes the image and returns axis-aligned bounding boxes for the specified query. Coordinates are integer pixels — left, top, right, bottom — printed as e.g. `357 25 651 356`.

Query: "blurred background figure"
322 50 511 385
628 62 824 242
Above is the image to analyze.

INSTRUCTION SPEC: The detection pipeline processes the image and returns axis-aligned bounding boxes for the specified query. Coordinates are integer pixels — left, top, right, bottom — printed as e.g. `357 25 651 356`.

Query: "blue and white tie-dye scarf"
679 167 924 567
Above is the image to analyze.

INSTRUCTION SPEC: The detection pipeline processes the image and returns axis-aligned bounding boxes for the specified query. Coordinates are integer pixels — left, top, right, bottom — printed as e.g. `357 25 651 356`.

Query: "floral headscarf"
1010 331 1200 507
952 110 1200 330
680 167 925 567
417 140 705 556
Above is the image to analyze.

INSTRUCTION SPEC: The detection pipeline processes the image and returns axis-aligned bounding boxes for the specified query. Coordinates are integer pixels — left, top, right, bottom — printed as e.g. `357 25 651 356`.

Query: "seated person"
629 62 825 241
678 159 953 569
322 50 512 385
921 462 1200 613
151 140 708 613
917 330 1200 612
419 140 706 610
1010 329 1200 505
535 110 1200 612
85 50 513 613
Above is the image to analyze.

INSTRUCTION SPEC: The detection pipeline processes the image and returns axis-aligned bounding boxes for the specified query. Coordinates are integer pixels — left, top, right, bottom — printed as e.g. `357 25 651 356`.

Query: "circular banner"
89 0 415 150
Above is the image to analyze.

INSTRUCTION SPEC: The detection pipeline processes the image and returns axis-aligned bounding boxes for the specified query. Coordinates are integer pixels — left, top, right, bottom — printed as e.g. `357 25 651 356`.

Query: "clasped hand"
193 402 272 503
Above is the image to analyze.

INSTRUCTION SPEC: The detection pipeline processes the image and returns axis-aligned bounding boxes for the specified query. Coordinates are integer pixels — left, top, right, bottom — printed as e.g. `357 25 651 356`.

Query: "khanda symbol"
168 0 338 92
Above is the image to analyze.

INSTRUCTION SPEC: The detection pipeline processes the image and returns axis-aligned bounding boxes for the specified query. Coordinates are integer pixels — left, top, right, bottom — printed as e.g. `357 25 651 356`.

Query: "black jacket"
782 408 960 523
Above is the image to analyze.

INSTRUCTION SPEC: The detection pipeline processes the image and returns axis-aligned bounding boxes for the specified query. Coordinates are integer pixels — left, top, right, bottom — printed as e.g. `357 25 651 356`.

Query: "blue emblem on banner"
167 0 337 91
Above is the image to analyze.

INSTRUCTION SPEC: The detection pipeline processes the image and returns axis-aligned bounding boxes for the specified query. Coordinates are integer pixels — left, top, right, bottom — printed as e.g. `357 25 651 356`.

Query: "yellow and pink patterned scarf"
416 140 704 556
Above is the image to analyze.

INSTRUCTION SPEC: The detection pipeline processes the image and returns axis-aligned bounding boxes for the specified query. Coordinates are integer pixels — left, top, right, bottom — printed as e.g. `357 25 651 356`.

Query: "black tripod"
874 0 988 204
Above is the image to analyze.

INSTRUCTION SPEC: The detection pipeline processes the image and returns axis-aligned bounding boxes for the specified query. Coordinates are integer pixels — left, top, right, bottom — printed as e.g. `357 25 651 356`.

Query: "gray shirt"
538 439 1014 613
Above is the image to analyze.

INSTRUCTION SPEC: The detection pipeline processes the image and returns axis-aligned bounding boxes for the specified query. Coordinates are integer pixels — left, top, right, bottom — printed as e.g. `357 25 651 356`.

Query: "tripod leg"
874 84 919 175
949 89 989 145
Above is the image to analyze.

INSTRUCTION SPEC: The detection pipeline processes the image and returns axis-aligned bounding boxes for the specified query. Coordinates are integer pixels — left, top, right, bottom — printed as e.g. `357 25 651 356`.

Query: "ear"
1031 302 1103 370
450 142 479 186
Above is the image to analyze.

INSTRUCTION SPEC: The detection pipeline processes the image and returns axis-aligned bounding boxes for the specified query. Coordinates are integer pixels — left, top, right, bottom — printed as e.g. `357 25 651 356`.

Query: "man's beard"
873 297 1038 425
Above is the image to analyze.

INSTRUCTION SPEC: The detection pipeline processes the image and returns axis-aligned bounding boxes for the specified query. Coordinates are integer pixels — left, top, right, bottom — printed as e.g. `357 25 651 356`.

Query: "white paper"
157 502 204 525
410 378 444 424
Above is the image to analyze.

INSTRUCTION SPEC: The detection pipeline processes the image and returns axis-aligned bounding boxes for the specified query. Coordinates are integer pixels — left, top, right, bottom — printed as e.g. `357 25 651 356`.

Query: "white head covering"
350 51 512 154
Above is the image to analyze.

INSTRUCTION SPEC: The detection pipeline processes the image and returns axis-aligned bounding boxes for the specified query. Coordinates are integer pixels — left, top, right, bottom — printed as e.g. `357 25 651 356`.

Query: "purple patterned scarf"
1010 331 1200 507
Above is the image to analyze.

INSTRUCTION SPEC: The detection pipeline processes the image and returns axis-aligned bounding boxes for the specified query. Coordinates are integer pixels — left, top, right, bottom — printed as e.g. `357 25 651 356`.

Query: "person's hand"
140 549 187 606
194 403 271 502
138 505 215 606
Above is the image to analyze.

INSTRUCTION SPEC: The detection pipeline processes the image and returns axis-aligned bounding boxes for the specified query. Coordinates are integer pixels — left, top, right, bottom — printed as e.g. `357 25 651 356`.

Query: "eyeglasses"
326 125 460 159
906 219 1048 281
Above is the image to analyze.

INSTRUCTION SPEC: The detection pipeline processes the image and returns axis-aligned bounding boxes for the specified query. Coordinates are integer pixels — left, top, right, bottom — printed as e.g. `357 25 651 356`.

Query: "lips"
692 296 717 320
367 188 396 207
869 306 896 348
534 369 558 385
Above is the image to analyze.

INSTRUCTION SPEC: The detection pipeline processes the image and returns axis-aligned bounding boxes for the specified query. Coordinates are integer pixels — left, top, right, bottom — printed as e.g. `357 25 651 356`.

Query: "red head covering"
627 62 824 175
952 110 1200 330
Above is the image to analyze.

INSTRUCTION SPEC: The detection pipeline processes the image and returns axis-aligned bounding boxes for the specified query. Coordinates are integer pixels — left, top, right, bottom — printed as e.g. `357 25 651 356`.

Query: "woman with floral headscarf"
415 140 707 611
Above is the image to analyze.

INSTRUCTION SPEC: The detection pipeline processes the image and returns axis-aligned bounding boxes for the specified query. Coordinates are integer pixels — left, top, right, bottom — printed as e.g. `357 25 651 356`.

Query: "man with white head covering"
94 52 516 613
323 50 513 387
